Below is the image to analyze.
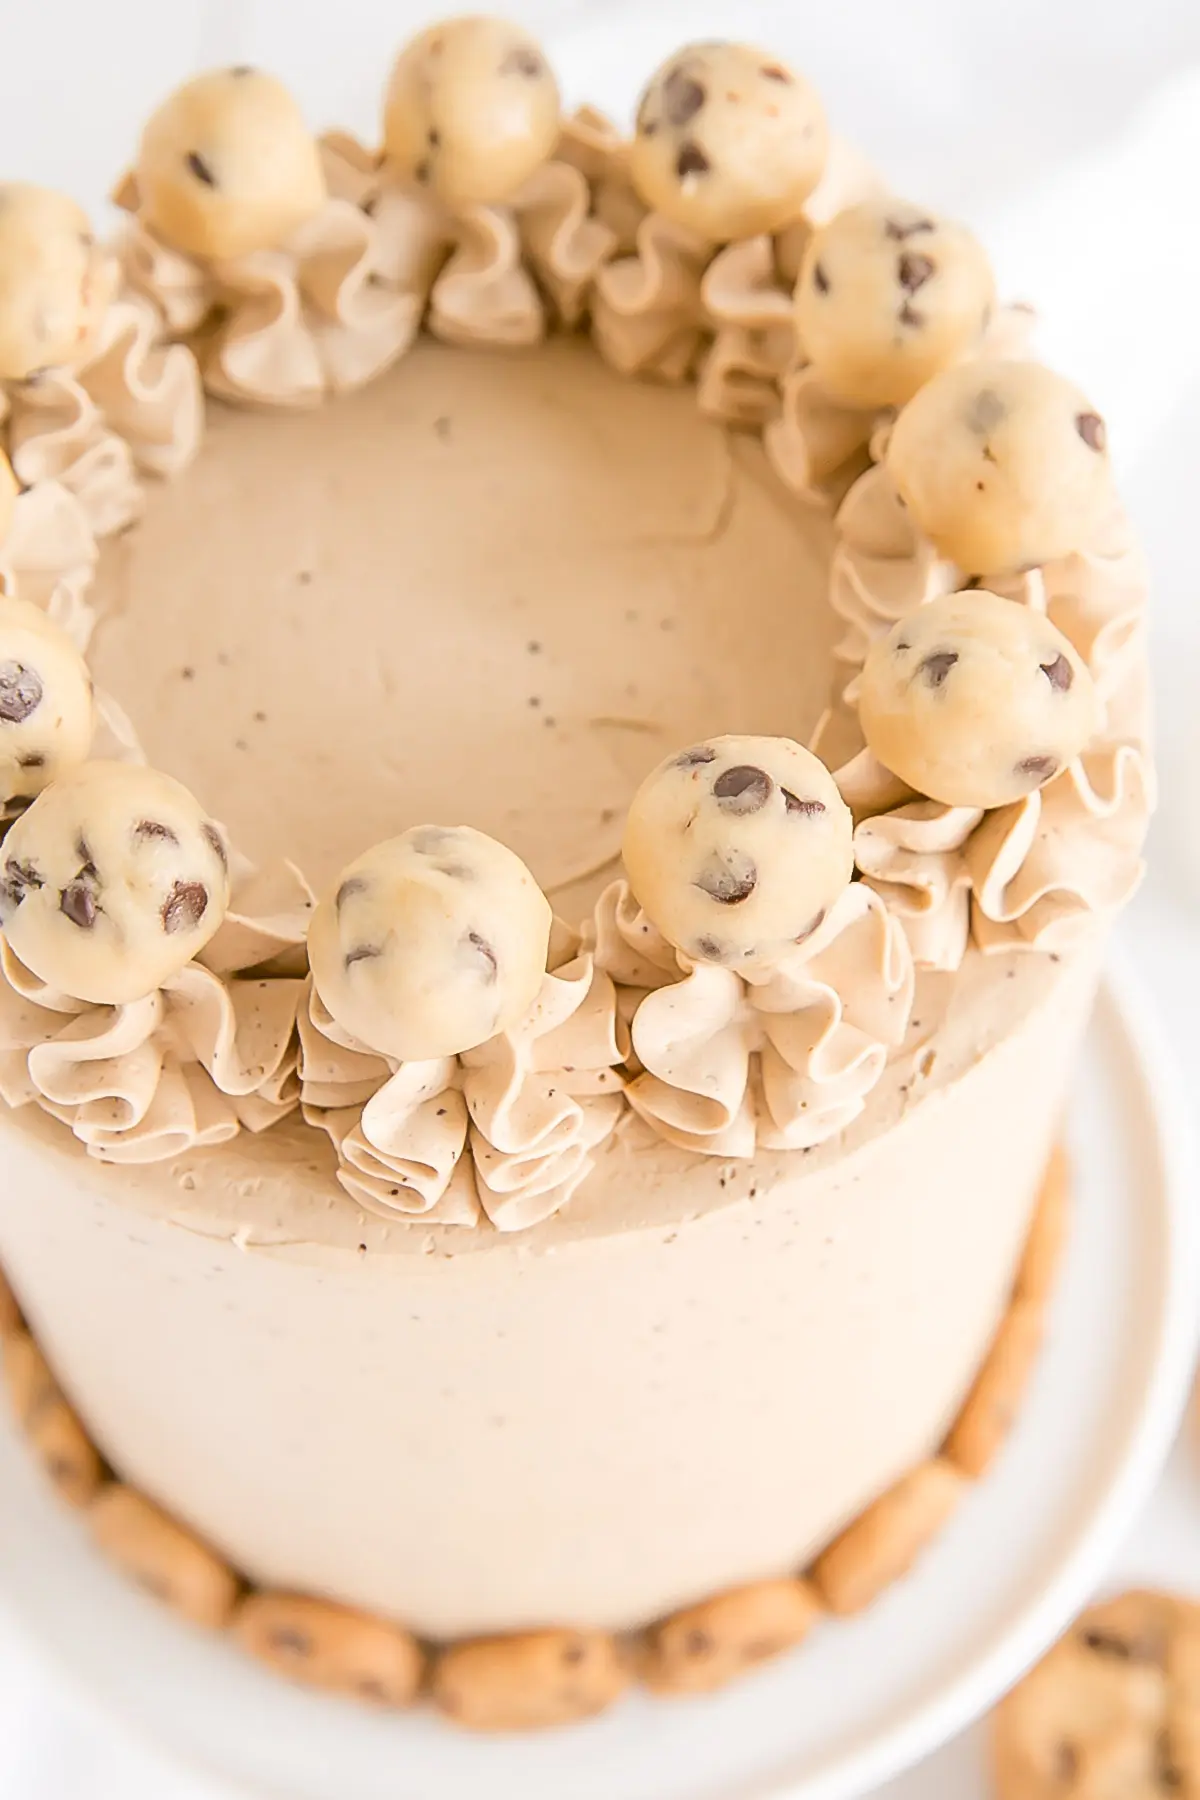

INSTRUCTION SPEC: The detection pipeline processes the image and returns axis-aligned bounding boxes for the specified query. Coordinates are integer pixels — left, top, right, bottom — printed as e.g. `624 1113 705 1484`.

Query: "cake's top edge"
0 16 1152 1235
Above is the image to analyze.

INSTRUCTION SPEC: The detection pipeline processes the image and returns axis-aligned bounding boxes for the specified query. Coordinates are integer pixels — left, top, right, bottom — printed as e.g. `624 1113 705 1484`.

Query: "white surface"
2 1 1200 1797
0 965 1194 1800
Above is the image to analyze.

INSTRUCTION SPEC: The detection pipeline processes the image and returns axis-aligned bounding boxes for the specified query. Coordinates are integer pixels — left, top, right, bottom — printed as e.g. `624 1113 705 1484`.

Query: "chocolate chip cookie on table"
991 1590 1200 1796
0 7 1152 1742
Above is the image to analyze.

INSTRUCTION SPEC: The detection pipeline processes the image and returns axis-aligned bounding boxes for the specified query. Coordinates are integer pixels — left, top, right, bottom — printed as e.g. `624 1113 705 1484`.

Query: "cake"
0 18 1151 1730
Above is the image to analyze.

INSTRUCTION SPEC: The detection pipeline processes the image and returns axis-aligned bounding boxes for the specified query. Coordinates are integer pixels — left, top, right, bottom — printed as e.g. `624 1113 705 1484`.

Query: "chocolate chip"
1155 1729 1183 1789
1 858 43 908
185 151 217 188
335 878 366 913
17 752 44 769
269 1626 312 1657
713 765 772 814
693 935 727 962
134 820 179 846
431 861 474 880
1081 1625 1166 1666
427 127 441 148
60 877 98 930
897 301 924 328
676 141 711 180
684 1629 714 1657
1040 653 1073 692
1075 411 1106 452
162 880 209 935
465 930 498 981
202 822 228 870
966 388 1006 434
782 789 826 816
897 252 935 293
675 745 717 769
0 660 43 724
694 851 756 905
812 261 830 295
410 826 456 853
760 63 792 82
662 68 706 127
414 159 432 185
1017 754 1058 782
884 216 935 241
500 45 543 77
796 910 826 941
919 650 959 687
345 943 382 967
560 1641 587 1666
229 64 255 77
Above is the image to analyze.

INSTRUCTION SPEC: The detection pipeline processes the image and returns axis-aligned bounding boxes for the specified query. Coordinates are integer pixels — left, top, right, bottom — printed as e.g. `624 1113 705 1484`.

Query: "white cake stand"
0 956 1194 1800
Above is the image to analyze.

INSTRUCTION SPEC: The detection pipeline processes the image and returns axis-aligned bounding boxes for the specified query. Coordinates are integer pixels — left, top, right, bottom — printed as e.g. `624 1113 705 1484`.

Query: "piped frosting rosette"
766 229 1034 509
596 734 914 1155
300 825 626 1230
0 763 311 1160
589 45 830 395
840 582 1152 971
0 202 203 543
587 876 912 1155
319 108 621 355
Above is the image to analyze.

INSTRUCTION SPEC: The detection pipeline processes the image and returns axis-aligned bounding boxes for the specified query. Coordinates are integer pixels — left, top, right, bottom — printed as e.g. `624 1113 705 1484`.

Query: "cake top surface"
0 15 1152 1245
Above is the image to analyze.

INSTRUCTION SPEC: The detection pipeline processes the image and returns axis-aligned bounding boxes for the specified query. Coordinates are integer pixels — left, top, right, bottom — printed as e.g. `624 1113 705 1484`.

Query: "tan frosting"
0 257 203 537
301 942 626 1230
767 302 1037 509
585 878 912 1154
0 479 98 646
0 860 310 1160
843 740 1151 968
697 139 884 428
830 461 1149 705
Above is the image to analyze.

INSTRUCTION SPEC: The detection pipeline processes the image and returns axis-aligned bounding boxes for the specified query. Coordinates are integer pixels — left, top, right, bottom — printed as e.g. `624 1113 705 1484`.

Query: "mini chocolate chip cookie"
2 1331 103 1508
432 1627 628 1730
857 591 1099 809
642 1578 823 1694
135 67 327 261
233 1591 423 1706
811 1459 965 1615
0 760 231 1004
886 358 1115 575
992 1590 1200 1798
89 1486 239 1627
622 734 853 973
630 41 828 242
0 595 96 810
308 824 552 1062
0 182 100 379
383 17 561 208
795 197 995 408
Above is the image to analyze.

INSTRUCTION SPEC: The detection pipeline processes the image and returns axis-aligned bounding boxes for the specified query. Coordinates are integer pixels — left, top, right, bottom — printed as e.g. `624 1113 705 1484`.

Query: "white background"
2 0 1200 1794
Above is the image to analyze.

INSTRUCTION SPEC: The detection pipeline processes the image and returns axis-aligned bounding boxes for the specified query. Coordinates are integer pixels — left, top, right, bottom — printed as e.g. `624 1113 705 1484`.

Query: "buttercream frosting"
585 878 913 1155
0 858 311 1160
766 301 1037 510
301 940 626 1230
843 740 1152 969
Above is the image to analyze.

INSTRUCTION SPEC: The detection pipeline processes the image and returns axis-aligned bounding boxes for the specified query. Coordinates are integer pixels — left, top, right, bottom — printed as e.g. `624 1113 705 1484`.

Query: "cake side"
0 934 1097 1636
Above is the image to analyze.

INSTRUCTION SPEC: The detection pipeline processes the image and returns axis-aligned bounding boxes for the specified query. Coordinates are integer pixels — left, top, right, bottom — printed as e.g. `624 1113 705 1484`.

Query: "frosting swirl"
767 301 1036 510
301 942 626 1230
0 860 311 1160
585 879 912 1156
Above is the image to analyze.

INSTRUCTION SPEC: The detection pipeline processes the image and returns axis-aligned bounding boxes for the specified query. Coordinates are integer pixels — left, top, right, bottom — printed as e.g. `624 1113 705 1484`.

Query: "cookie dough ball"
0 184 99 380
795 199 995 409
383 17 561 209
887 359 1115 575
630 43 828 243
858 591 1099 809
309 825 552 1062
135 67 327 261
623 736 853 971
0 597 95 809
0 762 231 1004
